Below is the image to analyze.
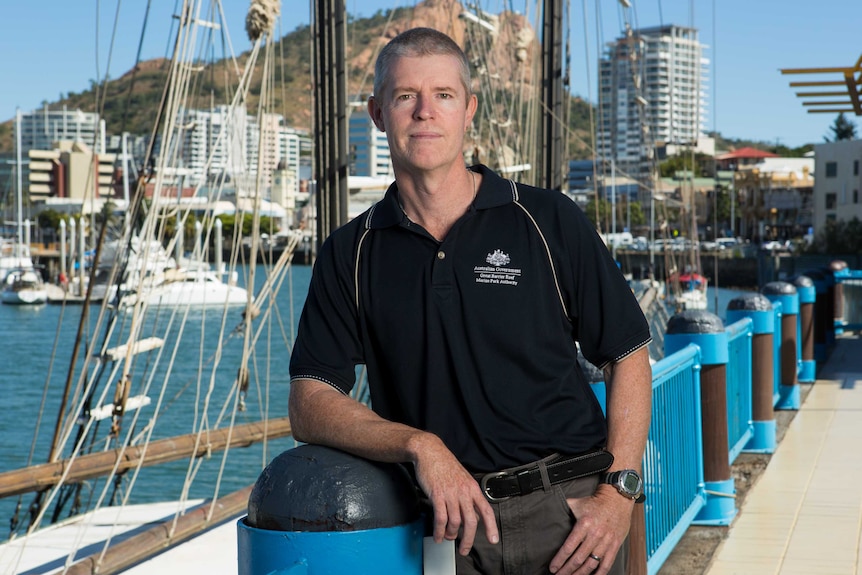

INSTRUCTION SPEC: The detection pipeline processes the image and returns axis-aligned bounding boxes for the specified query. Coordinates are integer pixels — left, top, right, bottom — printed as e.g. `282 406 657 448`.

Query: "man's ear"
367 96 385 132
464 93 478 130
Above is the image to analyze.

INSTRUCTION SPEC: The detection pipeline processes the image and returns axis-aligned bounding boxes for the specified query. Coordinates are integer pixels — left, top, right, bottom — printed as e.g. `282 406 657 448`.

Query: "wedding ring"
589 553 602 562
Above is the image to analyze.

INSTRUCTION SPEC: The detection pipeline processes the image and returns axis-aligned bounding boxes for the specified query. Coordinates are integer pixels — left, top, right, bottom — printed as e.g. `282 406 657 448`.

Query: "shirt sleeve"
554 196 651 369
289 232 364 394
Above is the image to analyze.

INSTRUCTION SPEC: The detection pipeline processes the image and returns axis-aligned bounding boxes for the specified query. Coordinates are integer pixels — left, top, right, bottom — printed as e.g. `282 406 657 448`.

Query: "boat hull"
1 288 48 305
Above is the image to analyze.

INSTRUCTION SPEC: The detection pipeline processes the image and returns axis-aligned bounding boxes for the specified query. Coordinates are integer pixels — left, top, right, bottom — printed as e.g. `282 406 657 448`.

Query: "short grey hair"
373 27 472 101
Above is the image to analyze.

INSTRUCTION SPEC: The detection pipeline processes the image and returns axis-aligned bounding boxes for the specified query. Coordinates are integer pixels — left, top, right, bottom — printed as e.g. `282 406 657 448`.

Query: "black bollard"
238 445 424 574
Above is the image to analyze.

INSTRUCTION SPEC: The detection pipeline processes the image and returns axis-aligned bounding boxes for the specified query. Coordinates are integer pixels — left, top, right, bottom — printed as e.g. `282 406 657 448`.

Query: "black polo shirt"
289 165 650 473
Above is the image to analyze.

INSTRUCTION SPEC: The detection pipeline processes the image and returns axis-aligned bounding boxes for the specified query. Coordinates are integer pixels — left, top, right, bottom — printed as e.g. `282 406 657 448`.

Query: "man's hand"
411 435 499 556
548 485 634 575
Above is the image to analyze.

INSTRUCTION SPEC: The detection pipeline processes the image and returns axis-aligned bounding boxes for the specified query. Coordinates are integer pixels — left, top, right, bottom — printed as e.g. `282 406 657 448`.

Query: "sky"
1 0 860 149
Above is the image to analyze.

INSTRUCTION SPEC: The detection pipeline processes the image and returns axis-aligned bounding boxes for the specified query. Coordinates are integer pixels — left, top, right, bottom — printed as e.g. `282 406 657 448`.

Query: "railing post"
830 260 848 334
762 282 800 410
727 294 775 453
821 267 837 349
239 445 425 575
664 311 736 526
792 275 816 383
804 270 829 362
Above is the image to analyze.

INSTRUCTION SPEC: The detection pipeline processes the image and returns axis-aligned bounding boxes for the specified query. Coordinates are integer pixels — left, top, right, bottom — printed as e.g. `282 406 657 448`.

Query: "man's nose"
413 95 435 120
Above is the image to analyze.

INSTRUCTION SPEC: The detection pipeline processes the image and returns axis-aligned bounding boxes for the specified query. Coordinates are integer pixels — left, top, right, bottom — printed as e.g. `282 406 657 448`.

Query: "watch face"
622 472 641 493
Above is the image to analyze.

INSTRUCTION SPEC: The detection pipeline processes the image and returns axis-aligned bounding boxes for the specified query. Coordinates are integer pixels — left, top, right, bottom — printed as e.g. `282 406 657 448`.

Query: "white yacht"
0 240 35 284
1 267 48 305
119 267 250 309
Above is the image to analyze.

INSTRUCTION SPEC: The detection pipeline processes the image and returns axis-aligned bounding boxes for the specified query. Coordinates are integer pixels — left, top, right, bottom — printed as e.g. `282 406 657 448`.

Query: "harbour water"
0 264 313 538
0 264 750 540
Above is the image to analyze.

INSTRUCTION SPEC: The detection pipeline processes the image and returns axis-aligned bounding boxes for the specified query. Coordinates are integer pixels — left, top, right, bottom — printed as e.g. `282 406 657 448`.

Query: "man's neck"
396 167 478 241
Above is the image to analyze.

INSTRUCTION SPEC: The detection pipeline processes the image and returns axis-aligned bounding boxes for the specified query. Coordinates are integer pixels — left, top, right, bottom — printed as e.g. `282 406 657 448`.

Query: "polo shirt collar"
365 164 516 230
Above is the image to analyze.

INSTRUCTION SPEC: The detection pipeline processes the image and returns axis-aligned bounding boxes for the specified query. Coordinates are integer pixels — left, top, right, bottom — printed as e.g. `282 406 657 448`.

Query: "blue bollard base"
799 360 816 383
743 420 776 453
775 384 801 410
693 479 737 526
237 517 424 575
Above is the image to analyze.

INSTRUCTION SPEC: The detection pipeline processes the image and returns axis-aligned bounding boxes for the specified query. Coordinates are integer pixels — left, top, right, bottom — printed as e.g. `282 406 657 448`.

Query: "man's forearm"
602 346 652 472
288 377 440 465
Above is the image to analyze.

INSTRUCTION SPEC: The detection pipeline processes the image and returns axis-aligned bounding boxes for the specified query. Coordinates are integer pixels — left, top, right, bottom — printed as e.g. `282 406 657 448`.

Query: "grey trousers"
456 474 628 575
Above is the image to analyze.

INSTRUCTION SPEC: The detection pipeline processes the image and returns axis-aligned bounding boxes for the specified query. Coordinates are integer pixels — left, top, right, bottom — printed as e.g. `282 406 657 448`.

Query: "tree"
825 113 857 142
805 217 862 254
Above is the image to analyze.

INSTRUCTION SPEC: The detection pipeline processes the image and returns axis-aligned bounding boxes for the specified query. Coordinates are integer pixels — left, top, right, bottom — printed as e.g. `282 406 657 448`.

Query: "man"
289 27 652 575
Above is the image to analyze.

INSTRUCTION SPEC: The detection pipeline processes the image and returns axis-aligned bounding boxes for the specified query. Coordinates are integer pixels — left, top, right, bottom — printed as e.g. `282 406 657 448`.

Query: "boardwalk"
707 332 862 575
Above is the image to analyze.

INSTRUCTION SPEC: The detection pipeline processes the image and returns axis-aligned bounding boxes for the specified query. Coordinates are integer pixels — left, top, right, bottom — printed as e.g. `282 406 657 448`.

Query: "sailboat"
1 267 48 305
0 112 46 306
0 1 301 572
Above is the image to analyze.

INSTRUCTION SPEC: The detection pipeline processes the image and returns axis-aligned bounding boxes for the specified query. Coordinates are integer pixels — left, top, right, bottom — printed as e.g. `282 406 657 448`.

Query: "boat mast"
15 109 23 256
312 0 349 254
540 0 565 191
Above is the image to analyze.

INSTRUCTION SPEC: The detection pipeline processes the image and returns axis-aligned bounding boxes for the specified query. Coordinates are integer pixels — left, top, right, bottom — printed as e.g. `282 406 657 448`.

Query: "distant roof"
715 147 779 160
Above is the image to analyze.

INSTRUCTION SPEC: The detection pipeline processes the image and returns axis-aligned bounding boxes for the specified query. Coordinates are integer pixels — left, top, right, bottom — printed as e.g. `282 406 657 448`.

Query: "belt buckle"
480 471 511 503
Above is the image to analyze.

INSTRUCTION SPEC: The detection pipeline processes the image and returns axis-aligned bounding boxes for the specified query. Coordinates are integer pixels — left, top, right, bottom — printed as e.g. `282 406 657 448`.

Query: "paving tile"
705 336 862 575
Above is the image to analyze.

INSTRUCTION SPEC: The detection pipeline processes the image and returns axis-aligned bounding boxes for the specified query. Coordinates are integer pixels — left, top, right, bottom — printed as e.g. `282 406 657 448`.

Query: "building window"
825 193 837 210
855 160 860 176
825 162 838 177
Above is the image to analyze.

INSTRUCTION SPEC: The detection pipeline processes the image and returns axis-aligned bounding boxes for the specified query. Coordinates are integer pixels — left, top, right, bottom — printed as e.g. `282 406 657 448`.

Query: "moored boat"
1 267 48 305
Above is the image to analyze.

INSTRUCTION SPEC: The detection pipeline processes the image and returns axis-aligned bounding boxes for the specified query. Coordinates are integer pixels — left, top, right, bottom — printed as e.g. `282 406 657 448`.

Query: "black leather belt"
479 450 614 503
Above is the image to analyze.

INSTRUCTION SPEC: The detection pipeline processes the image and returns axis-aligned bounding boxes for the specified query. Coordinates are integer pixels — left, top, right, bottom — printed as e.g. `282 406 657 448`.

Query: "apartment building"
348 100 393 179
598 25 709 186
17 106 106 155
813 140 862 231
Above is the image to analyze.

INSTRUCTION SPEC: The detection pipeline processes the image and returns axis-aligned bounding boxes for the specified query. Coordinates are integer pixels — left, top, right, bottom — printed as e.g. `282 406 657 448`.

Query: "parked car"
716 237 740 250
761 240 791 252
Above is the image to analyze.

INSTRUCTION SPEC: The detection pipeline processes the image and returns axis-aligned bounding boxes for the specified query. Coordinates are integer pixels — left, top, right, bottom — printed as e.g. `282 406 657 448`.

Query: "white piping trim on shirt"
355 228 372 310
290 375 349 396
508 181 569 319
598 339 652 371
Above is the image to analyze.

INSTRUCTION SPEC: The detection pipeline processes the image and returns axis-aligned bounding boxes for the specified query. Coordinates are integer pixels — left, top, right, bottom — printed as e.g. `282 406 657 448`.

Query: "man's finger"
476 496 499 545
457 506 479 555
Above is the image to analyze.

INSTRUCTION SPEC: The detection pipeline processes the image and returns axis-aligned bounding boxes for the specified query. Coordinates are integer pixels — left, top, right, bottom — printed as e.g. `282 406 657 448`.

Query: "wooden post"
626 504 647 575
727 293 776 452
700 362 731 483
793 275 816 382
664 310 736 525
762 281 800 410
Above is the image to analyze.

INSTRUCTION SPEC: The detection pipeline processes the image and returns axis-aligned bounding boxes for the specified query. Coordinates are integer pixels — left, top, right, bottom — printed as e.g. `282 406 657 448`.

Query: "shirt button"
437 250 446 260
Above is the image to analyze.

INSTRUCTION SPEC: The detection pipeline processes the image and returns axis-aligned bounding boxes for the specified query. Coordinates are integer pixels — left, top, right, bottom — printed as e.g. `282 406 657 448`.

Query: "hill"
0 0 600 160
9 0 815 163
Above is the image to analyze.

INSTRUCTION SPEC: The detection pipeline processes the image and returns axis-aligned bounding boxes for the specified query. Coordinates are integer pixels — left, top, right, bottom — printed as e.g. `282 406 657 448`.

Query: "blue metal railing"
589 267 862 573
725 319 753 464
643 345 705 573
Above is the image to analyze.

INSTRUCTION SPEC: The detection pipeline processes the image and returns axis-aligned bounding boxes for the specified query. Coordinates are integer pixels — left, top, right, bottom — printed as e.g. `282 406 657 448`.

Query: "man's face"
369 54 477 174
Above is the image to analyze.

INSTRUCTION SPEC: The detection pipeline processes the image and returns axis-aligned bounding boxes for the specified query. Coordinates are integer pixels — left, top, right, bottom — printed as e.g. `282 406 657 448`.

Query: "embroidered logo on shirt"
474 250 521 286
486 249 510 267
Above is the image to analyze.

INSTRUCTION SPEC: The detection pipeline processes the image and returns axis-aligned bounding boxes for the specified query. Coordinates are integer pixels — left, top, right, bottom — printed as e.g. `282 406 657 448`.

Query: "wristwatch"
601 469 645 503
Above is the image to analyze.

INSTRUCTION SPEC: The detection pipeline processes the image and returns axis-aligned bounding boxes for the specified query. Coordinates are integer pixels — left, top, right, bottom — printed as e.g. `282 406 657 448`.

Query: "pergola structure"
780 54 862 115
